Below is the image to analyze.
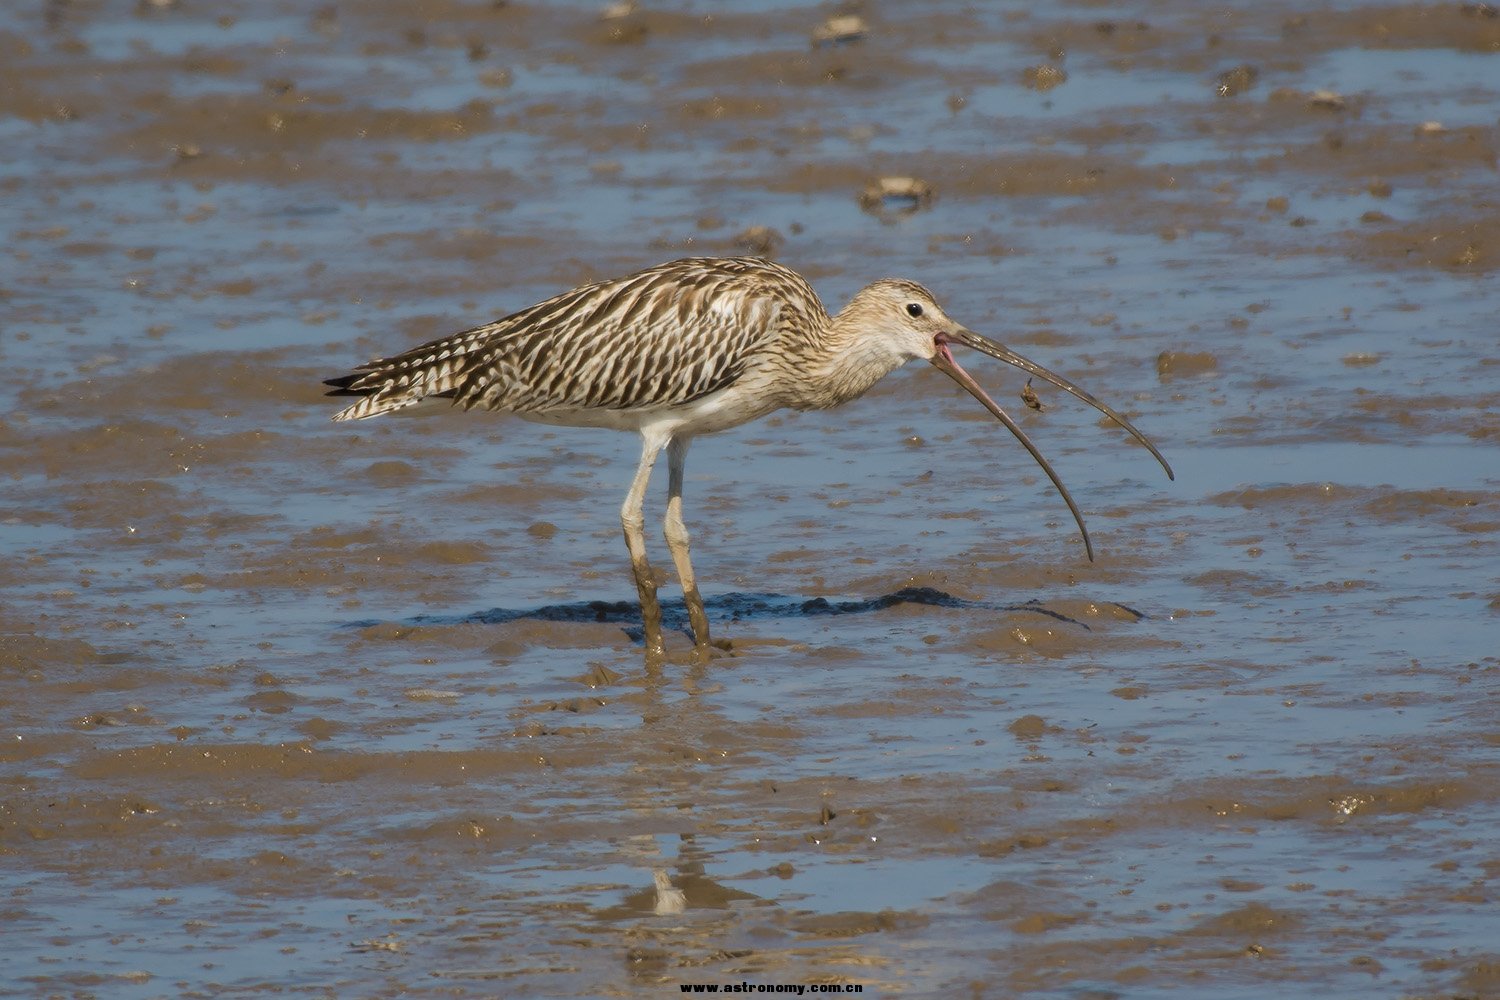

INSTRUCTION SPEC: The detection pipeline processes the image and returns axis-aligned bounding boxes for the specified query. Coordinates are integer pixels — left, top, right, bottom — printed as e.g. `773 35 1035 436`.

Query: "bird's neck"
794 306 909 410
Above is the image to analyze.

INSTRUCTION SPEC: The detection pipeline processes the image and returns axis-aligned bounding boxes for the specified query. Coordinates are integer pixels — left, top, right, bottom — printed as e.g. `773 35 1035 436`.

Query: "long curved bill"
930 329 1175 562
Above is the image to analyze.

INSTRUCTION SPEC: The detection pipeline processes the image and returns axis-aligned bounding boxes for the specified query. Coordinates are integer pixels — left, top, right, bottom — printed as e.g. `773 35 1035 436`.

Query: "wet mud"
3 0 1499 996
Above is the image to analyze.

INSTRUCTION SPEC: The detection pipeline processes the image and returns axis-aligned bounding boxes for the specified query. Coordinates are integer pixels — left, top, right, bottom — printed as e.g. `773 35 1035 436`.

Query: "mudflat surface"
3 1 1498 997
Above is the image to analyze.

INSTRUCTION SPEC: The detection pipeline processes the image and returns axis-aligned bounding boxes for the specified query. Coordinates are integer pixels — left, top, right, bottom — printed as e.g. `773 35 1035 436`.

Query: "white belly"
517 380 785 439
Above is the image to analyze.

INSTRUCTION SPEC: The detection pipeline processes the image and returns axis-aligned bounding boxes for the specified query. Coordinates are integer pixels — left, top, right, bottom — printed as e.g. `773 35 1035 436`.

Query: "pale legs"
621 430 667 657
664 436 711 650
620 430 711 657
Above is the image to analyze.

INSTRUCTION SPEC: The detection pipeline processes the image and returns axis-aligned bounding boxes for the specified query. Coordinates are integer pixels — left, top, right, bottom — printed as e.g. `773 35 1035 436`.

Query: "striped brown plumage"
325 255 1173 659
327 257 828 420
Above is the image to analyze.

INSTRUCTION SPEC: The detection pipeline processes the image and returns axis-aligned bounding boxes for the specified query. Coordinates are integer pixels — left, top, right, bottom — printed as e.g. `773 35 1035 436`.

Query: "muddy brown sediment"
3 0 1499 996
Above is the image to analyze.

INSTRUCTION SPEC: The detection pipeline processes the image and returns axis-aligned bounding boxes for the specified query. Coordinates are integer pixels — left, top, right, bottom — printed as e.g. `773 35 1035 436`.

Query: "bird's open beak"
929 328 1174 562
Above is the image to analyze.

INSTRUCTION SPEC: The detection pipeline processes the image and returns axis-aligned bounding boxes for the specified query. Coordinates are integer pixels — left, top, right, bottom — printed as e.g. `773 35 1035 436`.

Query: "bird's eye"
906 302 924 318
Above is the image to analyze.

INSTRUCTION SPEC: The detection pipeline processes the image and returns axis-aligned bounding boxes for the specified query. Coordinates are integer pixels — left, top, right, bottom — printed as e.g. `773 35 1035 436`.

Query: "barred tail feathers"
323 320 504 421
325 384 440 422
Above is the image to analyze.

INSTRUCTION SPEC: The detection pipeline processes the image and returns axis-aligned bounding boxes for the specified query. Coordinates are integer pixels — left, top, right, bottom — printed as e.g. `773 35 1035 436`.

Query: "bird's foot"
688 635 733 665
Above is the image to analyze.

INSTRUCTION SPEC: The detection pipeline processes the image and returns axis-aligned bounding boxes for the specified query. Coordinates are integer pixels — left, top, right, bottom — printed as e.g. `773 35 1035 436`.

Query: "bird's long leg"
664 435 711 651
623 432 667 658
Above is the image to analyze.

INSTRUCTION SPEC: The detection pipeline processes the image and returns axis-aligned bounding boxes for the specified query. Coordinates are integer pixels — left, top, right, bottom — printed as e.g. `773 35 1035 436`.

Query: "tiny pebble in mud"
1215 64 1259 97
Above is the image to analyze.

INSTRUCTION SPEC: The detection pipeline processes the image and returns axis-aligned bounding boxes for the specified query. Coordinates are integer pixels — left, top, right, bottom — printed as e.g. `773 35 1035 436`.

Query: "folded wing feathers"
327 257 797 422
326 321 507 421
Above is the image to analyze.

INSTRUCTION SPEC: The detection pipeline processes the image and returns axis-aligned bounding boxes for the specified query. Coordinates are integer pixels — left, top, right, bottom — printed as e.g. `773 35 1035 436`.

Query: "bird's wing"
324 313 516 420
325 258 804 421
452 259 788 413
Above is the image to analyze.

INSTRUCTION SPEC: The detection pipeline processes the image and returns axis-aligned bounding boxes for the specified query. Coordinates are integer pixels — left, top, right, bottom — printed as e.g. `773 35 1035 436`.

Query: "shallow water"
3 0 1499 997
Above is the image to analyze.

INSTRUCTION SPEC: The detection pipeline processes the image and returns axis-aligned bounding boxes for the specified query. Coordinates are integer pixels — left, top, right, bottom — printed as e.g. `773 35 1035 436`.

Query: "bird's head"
845 277 1175 562
846 279 956 363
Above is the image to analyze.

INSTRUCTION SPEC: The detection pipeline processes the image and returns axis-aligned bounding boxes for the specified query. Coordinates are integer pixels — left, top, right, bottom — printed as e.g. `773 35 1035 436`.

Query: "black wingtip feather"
323 373 366 396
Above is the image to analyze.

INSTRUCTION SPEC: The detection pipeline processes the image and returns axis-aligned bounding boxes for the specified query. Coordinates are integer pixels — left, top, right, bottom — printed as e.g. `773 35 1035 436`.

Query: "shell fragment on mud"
858 176 934 217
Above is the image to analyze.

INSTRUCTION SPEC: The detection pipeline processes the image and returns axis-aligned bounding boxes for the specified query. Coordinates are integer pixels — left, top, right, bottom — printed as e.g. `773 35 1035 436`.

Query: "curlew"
325 256 1173 657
